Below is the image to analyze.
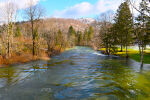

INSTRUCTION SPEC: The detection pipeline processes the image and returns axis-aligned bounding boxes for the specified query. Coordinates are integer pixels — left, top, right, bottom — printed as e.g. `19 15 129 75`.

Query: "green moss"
63 82 75 87
99 47 150 64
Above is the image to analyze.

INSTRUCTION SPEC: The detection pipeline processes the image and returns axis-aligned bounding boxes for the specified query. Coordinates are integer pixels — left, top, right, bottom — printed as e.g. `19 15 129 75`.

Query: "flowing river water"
0 46 150 100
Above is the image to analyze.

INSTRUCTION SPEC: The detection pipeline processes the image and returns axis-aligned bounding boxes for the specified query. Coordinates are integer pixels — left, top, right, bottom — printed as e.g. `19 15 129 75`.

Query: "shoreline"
0 54 50 68
0 47 72 67
98 48 150 64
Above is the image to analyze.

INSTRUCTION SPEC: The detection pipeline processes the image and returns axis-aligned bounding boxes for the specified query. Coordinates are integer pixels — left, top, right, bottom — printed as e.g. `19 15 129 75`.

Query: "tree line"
0 0 95 64
98 0 150 66
1 0 149 67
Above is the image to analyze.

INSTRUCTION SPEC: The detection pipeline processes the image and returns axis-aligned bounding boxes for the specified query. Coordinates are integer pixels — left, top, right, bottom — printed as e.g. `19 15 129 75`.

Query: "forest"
0 0 149 67
0 0 97 65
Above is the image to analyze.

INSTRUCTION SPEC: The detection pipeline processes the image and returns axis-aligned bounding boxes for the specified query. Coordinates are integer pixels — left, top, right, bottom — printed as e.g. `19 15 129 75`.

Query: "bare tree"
24 0 44 56
2 1 18 58
129 0 150 18
96 12 114 55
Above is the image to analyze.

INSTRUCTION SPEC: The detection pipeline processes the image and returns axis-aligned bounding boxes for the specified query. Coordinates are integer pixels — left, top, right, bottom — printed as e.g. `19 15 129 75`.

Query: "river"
0 46 150 100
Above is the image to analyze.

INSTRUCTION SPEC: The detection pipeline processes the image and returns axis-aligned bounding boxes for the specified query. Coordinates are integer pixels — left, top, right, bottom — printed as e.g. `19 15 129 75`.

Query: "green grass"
129 53 150 64
99 47 150 64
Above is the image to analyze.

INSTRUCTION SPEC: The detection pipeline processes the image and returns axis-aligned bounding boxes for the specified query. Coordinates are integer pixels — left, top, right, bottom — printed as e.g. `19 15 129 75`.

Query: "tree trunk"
109 45 111 55
106 43 109 55
141 43 144 68
125 34 128 58
7 24 10 58
31 20 35 56
121 43 123 52
10 15 13 57
33 39 35 56
126 44 128 58
7 38 10 58
138 41 141 60
120 37 123 52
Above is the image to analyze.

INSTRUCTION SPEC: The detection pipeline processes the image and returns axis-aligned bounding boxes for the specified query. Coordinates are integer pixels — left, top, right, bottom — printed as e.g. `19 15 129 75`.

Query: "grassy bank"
0 46 68 66
99 48 150 64
0 51 50 66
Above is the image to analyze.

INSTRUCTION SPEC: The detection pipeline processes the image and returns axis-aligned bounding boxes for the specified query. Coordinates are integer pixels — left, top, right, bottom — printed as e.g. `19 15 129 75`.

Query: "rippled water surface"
0 46 150 100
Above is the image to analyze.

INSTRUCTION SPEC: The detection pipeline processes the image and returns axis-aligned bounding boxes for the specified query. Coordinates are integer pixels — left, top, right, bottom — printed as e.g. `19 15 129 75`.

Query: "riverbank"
99 47 150 64
0 46 69 67
0 52 50 67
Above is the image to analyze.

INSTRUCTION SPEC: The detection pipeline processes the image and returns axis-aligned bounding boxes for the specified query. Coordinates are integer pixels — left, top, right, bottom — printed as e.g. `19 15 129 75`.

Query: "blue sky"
40 0 122 18
39 0 141 18
0 0 141 21
40 0 96 17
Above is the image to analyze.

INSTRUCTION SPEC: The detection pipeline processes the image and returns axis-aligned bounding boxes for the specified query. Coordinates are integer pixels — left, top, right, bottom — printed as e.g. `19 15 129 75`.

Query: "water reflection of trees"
95 59 136 99
134 72 150 99
0 63 49 87
0 67 19 86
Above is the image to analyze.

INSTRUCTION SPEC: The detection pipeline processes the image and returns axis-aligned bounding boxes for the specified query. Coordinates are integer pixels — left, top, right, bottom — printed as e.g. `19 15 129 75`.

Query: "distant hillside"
42 18 89 32
78 18 95 24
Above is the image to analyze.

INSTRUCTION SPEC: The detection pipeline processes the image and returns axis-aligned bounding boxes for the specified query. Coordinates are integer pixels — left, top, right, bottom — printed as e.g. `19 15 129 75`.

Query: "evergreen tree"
114 1 133 58
83 29 88 46
56 29 63 46
76 31 83 46
88 26 94 42
68 26 76 37
100 21 113 55
114 7 124 52
68 26 76 47
15 24 21 37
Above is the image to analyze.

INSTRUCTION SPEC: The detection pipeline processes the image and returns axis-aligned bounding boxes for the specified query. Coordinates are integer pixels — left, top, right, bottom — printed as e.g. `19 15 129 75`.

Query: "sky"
34 0 141 18
41 0 123 18
0 0 142 22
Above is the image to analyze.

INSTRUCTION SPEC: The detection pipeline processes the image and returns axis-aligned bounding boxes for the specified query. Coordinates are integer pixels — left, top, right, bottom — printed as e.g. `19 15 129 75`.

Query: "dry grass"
0 51 50 66
0 45 67 66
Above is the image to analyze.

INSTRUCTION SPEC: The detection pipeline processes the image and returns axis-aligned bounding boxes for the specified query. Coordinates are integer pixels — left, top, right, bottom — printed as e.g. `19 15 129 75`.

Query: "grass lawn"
129 53 150 64
99 47 150 64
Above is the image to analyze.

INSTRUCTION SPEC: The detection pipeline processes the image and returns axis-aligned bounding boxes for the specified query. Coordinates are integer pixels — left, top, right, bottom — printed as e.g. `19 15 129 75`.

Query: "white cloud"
53 0 142 18
129 0 142 16
15 0 39 9
96 0 121 13
0 0 41 9
53 2 93 18
0 0 43 24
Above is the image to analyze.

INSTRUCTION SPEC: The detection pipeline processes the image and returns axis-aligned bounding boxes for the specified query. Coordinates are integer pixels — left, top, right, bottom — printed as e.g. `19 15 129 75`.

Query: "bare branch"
128 0 150 17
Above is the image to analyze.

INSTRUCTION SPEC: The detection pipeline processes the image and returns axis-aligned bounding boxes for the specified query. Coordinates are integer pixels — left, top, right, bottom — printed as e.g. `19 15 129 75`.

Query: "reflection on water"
0 46 150 100
0 61 49 88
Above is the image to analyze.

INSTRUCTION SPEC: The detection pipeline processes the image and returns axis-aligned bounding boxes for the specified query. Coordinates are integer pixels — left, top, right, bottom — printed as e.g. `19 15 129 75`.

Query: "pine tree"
68 26 76 47
83 29 88 46
114 6 124 52
114 1 133 58
56 29 63 46
15 24 21 37
88 26 94 42
100 21 113 55
76 31 83 46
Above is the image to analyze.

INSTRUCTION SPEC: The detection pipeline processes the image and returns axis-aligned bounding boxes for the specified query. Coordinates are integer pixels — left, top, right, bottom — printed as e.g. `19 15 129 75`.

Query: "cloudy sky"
0 0 142 20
